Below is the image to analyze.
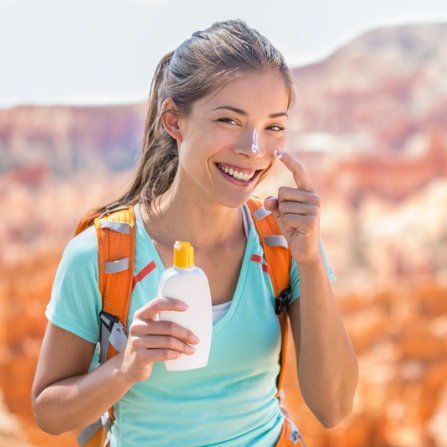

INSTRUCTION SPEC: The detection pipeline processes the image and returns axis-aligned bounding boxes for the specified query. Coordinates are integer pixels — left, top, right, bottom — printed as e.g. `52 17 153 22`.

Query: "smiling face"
167 70 290 208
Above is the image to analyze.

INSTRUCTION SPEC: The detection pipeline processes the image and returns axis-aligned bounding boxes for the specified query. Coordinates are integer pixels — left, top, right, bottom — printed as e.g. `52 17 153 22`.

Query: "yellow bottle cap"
173 241 194 268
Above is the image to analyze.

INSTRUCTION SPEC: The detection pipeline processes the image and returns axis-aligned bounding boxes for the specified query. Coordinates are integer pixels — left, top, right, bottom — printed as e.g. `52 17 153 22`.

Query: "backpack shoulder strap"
247 196 292 399
94 204 135 360
76 204 136 447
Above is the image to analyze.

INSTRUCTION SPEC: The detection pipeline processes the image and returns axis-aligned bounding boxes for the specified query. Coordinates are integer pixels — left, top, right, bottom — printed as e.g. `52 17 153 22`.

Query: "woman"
32 19 358 446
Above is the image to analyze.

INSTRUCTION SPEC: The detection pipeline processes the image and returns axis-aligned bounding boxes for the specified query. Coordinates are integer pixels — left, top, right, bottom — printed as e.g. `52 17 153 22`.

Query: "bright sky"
1 0 446 108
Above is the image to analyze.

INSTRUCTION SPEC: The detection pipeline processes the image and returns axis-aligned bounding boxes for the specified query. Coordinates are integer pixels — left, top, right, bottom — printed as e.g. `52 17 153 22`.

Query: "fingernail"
193 335 200 344
265 196 277 201
180 302 188 310
187 345 195 354
275 148 286 159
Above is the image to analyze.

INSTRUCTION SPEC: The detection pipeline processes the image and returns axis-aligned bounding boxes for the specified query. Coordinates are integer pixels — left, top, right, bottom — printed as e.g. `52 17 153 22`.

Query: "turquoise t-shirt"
47 205 335 447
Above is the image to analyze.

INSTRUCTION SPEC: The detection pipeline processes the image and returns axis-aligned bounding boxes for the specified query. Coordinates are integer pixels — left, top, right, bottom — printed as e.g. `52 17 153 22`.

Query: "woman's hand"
120 297 200 383
264 149 321 266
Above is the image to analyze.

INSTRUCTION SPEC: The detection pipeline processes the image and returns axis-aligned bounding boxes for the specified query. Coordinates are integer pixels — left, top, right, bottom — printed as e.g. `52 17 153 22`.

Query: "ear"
160 98 182 143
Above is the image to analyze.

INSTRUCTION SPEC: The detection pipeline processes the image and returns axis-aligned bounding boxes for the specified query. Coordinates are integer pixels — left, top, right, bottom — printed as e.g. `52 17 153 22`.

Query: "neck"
143 177 244 250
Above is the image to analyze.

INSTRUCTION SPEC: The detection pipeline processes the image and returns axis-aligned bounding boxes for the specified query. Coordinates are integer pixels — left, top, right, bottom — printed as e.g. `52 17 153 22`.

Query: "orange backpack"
75 196 303 447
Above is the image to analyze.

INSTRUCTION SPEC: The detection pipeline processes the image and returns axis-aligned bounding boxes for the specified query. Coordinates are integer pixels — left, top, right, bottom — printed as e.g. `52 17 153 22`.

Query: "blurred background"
1 1 447 446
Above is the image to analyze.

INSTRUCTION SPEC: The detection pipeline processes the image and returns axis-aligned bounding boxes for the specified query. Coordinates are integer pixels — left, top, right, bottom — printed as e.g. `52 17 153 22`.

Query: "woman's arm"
32 322 132 435
32 297 199 435
288 262 358 428
265 149 358 428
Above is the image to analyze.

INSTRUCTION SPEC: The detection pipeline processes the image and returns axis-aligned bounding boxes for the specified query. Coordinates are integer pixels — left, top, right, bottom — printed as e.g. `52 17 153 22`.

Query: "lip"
215 162 263 185
216 162 261 174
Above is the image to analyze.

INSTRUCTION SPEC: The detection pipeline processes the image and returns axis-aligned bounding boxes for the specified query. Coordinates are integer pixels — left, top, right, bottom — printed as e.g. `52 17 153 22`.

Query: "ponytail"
90 51 178 220
122 50 178 213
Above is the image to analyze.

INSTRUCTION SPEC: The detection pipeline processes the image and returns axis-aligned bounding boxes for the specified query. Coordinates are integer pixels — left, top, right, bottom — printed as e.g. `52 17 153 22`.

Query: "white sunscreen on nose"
158 241 213 371
251 129 259 153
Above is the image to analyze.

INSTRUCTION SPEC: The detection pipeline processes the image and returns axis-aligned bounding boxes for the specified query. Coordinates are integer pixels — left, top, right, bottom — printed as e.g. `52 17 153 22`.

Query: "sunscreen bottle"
158 241 212 371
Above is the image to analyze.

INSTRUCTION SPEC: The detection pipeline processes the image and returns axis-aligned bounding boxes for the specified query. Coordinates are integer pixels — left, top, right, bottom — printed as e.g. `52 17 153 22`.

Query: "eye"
217 118 239 126
267 124 286 132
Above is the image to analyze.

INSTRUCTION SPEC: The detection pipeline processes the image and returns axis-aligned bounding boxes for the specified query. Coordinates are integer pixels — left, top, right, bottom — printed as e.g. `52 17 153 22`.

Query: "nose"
251 129 260 154
234 128 263 159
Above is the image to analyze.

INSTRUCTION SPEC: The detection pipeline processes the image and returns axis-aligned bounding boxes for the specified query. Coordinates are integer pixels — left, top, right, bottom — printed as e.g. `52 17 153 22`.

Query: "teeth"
218 164 255 182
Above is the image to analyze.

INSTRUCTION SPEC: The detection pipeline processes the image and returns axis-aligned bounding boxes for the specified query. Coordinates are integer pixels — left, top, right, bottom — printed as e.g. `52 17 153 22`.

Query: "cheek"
213 128 239 148
188 128 229 155
255 159 277 187
263 134 285 154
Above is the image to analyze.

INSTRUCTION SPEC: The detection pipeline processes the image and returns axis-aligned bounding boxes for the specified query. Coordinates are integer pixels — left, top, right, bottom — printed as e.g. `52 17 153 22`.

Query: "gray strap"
109 322 128 353
103 428 111 447
288 418 305 446
100 220 131 234
265 235 289 249
101 411 112 433
108 205 128 213
99 312 127 363
77 418 103 447
254 206 271 221
77 412 112 447
100 318 128 363
100 323 111 364
99 204 128 218
241 204 252 238
134 203 145 227
105 257 129 274
106 201 120 211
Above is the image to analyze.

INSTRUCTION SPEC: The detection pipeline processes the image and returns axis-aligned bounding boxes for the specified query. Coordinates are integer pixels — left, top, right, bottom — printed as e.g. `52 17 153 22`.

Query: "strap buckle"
100 311 120 332
275 288 291 315
99 202 129 219
99 311 128 362
100 412 112 433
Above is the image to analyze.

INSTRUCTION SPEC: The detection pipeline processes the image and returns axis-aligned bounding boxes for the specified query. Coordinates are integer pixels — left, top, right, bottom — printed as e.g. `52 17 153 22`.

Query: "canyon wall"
1 21 446 446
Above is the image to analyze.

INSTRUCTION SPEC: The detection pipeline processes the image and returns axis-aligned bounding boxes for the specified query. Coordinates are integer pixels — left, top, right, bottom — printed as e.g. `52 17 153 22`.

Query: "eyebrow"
212 106 288 119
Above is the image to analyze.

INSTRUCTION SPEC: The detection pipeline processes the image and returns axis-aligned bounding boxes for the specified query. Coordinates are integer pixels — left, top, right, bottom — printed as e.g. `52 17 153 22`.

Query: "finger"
134 335 196 356
277 186 321 206
278 201 320 218
275 149 314 192
263 195 280 218
133 347 182 364
135 319 200 345
135 297 187 320
282 213 318 232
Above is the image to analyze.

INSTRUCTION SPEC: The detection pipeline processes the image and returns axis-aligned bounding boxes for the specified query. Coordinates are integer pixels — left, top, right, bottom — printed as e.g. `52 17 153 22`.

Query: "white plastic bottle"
158 241 213 371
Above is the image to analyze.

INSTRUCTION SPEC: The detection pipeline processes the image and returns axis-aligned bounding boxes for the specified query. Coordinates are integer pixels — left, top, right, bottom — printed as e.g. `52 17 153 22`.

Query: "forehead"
195 70 290 116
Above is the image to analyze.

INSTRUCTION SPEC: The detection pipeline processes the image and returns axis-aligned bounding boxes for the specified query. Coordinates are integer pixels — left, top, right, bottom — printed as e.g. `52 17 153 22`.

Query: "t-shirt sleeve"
289 238 336 305
46 226 102 344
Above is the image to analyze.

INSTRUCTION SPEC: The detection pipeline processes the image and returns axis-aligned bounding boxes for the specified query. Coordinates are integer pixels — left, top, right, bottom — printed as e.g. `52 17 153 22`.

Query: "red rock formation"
1 20 447 447
0 104 146 176
0 392 35 447
318 131 447 204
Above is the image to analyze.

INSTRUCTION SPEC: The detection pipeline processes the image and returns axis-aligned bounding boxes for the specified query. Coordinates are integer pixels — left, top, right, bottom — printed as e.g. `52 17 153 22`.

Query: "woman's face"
174 70 290 208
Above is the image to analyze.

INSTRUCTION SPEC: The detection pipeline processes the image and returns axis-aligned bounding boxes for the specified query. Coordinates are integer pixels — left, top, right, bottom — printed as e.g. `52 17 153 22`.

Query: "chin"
214 191 254 209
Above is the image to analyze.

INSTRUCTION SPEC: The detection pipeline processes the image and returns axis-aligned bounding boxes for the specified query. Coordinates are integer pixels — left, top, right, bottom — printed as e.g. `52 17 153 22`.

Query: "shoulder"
60 225 99 272
48 224 102 344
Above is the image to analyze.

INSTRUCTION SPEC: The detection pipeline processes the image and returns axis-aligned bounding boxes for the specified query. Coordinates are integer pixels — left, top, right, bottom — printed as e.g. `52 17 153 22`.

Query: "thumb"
264 196 279 216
